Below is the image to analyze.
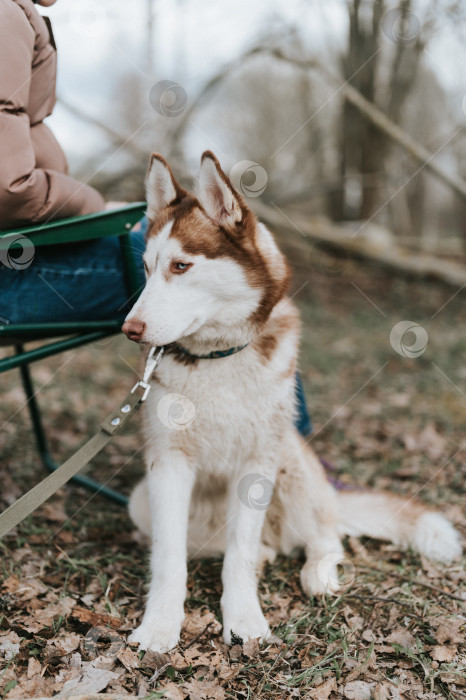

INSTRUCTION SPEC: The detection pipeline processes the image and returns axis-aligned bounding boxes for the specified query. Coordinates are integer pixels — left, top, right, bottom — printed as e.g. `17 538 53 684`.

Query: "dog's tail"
336 490 462 563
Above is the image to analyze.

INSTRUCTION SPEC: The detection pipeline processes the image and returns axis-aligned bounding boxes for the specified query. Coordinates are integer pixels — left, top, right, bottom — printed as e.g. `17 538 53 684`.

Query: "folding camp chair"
0 203 146 506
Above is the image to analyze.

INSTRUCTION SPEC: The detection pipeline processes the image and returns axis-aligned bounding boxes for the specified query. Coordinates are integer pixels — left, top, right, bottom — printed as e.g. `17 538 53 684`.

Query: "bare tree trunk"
337 0 428 225
337 0 385 221
146 0 155 75
267 50 466 205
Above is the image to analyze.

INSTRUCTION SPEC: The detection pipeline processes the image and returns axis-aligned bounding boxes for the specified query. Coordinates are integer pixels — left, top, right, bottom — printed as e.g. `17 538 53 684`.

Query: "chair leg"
15 345 128 506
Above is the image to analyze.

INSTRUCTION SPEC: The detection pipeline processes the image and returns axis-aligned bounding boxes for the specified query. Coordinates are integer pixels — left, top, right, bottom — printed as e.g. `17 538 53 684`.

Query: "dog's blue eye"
171 261 192 274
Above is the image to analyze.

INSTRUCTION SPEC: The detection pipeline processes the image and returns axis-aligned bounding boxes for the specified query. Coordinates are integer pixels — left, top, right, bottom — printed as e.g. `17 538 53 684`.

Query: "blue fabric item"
294 371 313 436
0 215 313 436
136 215 149 236
0 230 147 324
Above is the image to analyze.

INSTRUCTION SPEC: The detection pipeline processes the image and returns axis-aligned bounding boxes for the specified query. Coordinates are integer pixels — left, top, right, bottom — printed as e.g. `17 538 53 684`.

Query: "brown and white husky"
122 151 462 652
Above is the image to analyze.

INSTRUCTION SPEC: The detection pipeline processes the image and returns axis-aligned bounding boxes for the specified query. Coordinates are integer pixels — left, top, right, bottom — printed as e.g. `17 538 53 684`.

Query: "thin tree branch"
268 49 466 204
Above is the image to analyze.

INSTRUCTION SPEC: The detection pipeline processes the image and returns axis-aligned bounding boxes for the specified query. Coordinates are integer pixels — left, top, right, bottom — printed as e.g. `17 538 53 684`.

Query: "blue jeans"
0 219 312 436
0 230 147 324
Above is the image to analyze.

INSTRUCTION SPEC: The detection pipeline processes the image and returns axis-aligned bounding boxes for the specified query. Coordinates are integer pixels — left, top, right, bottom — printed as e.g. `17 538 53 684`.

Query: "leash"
0 339 357 538
0 347 164 539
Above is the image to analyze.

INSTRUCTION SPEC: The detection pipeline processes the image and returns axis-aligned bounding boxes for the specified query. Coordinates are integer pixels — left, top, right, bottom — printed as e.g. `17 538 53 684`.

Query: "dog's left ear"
196 151 243 228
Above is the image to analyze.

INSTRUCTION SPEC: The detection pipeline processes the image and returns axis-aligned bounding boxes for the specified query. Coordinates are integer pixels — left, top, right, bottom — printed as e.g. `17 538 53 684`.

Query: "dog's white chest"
142 349 293 474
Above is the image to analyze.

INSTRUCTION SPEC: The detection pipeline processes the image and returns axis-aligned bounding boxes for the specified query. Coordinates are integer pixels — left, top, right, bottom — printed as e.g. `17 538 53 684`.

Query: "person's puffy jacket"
0 0 105 229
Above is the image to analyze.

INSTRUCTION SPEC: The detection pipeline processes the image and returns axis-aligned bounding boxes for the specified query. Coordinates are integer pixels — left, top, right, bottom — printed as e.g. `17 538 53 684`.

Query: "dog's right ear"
196 151 243 229
146 154 183 219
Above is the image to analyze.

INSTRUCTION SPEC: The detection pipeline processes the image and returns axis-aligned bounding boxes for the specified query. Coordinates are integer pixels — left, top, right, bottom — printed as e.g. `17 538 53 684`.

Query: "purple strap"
319 457 363 491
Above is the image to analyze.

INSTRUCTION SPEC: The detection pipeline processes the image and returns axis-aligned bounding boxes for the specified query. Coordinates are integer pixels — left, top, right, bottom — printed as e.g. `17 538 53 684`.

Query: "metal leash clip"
131 346 164 401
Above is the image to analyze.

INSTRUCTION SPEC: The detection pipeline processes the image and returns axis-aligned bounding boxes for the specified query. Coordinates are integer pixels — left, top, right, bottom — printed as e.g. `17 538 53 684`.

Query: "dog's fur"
123 152 462 653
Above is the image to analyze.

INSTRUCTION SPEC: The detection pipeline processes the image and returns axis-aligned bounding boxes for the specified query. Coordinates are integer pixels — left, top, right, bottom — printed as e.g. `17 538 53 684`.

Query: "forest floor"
0 244 465 699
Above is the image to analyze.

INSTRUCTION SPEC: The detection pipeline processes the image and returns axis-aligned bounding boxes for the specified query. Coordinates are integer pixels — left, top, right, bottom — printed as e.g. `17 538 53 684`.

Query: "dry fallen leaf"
345 614 365 630
0 471 22 506
167 650 188 670
307 676 337 698
12 577 47 601
5 674 54 699
439 671 466 687
184 608 222 637
403 423 446 459
27 657 41 679
343 680 374 699
385 628 417 651
182 678 226 700
242 637 260 658
183 647 224 670
117 645 141 670
430 617 464 645
45 631 81 659
372 681 392 700
266 592 291 624
345 648 377 684
430 644 457 662
161 682 186 700
217 661 239 681
34 596 76 628
1 576 19 594
228 644 242 661
141 649 171 670
58 660 121 696
361 628 378 642
40 500 69 523
53 660 81 691
0 632 21 661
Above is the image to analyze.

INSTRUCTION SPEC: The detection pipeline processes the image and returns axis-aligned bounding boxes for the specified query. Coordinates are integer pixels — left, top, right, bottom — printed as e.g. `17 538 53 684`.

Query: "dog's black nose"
122 319 146 342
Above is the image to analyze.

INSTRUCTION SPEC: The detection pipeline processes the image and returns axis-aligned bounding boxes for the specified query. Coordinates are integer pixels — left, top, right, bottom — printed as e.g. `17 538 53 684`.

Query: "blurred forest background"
42 0 466 271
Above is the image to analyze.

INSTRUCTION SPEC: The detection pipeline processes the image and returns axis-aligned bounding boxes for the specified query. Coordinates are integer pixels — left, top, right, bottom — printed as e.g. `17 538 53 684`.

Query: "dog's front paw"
128 619 181 653
222 604 270 646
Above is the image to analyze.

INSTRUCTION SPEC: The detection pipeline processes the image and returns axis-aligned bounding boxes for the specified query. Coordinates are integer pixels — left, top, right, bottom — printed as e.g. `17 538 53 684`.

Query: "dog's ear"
146 154 183 219
196 151 243 228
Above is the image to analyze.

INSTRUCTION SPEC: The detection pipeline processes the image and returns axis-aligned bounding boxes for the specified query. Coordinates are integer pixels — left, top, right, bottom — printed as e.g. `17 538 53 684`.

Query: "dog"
121 151 462 653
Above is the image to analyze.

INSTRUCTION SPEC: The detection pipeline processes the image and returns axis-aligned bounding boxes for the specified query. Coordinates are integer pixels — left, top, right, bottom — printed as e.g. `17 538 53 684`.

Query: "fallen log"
252 200 466 288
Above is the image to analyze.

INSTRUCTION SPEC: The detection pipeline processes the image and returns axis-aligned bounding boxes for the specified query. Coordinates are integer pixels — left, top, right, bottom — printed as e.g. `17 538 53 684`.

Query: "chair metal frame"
0 203 147 505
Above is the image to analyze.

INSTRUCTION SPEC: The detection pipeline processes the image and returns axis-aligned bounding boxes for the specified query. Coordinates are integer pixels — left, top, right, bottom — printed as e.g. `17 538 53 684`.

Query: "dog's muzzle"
122 319 145 342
